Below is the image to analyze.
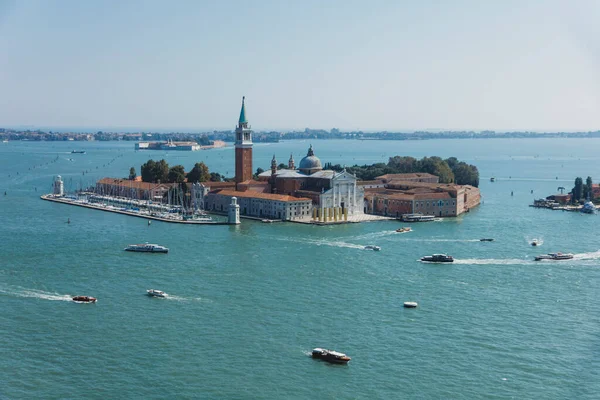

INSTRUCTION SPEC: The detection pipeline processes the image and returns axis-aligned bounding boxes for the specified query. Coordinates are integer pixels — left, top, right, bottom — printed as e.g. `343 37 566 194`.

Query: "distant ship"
71 150 86 154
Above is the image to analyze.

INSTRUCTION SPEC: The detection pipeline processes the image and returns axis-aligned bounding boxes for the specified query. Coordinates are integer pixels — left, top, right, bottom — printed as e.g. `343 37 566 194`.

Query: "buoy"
67 218 70 224
148 220 151 226
511 191 513 196
404 302 418 308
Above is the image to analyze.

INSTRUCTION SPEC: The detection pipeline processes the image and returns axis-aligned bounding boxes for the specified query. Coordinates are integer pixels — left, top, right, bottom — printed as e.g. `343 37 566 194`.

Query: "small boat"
124 243 169 253
364 245 381 251
147 289 168 298
396 227 412 233
403 301 418 308
71 150 86 154
531 239 539 246
420 254 454 263
72 296 97 303
490 177 496 182
479 238 494 242
311 348 351 364
534 252 574 261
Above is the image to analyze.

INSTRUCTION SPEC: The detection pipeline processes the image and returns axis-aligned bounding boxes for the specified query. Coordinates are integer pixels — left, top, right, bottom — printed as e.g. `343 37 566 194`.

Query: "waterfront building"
363 181 480 217
205 190 312 220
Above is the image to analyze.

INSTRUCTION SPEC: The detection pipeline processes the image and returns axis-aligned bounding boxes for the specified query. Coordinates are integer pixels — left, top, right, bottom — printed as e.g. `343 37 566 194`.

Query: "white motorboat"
124 243 169 253
147 289 168 298
534 252 574 261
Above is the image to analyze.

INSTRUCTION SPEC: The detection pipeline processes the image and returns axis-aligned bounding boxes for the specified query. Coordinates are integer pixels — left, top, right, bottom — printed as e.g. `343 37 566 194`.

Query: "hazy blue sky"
1 0 599 131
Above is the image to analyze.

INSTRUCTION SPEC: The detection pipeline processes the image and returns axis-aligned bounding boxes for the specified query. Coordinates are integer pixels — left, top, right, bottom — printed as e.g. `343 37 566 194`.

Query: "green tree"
168 165 186 183
387 156 417 173
129 167 136 180
153 159 169 183
572 177 583 202
584 176 593 200
452 162 479 187
141 160 156 182
209 172 222 182
187 162 210 183
417 157 454 183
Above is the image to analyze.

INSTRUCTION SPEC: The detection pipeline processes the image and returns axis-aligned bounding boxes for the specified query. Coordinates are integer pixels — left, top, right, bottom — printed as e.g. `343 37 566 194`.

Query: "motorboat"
396 227 412 233
480 238 494 242
490 177 496 182
71 150 86 154
420 254 454 263
531 239 539 246
124 243 169 253
403 302 418 308
534 252 574 261
364 245 381 251
147 289 168 298
311 348 351 364
72 296 97 303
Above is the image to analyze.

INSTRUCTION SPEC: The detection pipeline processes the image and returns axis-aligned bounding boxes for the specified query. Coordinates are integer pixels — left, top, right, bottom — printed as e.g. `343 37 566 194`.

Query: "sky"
0 0 599 132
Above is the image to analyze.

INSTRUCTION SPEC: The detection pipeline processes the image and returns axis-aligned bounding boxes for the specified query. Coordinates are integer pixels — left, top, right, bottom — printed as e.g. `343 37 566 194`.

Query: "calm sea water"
1 139 599 399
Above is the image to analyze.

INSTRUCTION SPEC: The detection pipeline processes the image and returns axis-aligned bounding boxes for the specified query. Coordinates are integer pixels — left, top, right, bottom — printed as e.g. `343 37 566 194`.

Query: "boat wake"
452 258 533 265
273 236 365 250
166 295 210 303
404 238 481 242
572 250 600 260
0 286 73 302
350 231 399 240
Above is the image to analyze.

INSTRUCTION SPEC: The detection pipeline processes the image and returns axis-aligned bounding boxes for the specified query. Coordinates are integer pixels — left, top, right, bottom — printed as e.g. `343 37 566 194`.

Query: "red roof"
211 189 311 203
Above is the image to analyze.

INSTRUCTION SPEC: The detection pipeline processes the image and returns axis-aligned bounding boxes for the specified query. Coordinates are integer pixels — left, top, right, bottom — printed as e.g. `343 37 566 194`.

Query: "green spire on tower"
238 96 248 124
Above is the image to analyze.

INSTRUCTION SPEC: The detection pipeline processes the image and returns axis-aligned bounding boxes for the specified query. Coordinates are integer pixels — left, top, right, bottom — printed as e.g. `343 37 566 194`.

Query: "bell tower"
235 96 253 183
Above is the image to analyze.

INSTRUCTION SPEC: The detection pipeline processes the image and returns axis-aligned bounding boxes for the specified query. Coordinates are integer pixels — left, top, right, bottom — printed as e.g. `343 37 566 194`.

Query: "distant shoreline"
4 132 600 142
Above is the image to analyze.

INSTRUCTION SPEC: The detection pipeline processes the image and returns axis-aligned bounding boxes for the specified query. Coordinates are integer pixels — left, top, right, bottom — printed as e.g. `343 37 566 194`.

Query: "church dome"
298 145 322 174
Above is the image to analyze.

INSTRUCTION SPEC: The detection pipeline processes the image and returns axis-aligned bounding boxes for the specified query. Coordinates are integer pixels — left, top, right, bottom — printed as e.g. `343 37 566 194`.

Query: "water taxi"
396 227 412 233
147 289 168 298
124 243 169 253
420 254 454 263
72 296 97 303
312 348 351 364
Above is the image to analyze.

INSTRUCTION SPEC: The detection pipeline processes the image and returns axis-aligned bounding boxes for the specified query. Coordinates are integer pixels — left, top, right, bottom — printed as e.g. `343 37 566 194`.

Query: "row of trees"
138 160 224 184
323 156 480 186
571 176 594 203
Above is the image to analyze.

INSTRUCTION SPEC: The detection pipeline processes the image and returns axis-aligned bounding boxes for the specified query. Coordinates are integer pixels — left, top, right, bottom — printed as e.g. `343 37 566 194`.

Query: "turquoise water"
1 139 599 399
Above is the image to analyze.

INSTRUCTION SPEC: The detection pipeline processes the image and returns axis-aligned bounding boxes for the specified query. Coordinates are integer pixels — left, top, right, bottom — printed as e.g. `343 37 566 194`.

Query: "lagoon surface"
1 138 599 399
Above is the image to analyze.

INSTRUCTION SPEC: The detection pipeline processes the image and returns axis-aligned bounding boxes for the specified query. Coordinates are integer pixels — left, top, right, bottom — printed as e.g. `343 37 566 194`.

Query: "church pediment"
333 171 357 182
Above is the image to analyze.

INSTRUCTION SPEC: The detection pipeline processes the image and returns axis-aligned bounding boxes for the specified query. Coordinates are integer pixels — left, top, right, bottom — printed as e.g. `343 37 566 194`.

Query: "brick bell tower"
235 96 253 183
